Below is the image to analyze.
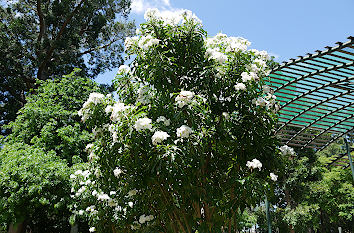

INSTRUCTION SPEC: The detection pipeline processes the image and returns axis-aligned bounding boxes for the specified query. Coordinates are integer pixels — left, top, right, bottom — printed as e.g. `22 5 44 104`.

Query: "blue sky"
96 0 354 84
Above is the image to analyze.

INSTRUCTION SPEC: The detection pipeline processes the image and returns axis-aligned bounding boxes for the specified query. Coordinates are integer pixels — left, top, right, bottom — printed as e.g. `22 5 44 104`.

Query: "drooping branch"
79 38 118 56
37 0 86 80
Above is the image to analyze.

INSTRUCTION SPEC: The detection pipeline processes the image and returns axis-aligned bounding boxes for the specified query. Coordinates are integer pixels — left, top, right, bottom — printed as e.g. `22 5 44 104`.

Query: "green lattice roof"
269 36 354 157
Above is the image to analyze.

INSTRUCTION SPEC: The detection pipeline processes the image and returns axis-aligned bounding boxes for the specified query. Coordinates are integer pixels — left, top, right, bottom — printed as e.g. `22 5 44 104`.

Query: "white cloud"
131 0 172 14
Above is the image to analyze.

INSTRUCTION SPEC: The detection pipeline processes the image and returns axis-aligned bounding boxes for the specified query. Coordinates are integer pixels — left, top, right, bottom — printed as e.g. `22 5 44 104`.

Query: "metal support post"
265 196 272 233
344 136 354 181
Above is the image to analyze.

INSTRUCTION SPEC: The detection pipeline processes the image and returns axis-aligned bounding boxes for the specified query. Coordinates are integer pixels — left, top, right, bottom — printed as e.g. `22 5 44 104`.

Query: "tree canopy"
0 70 103 231
0 0 134 134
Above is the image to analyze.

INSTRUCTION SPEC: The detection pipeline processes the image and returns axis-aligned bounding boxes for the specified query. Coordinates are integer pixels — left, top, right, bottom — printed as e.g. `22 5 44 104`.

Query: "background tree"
0 70 103 232
0 0 134 135
255 139 354 232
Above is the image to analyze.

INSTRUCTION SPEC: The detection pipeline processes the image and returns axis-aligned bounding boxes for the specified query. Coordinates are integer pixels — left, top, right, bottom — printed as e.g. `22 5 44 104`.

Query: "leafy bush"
0 143 71 232
0 70 102 231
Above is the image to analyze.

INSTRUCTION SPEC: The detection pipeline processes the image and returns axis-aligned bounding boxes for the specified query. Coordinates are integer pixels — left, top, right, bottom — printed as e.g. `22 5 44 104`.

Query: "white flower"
254 58 266 67
254 97 268 107
131 222 141 230
241 72 252 82
225 38 248 53
77 186 86 195
234 83 246 91
89 227 96 232
124 36 139 51
205 48 227 64
144 8 159 21
78 210 84 215
175 91 195 108
246 158 262 171
139 214 154 224
263 85 271 93
156 116 171 126
134 118 153 131
214 51 228 63
105 105 114 114
82 170 90 178
128 189 138 197
110 102 130 122
88 93 105 105
70 174 76 179
138 35 160 50
176 125 193 138
279 145 296 156
152 131 170 145
146 215 154 221
78 92 105 122
270 173 278 181
108 199 117 207
92 190 98 196
128 201 134 208
97 193 110 201
110 191 116 196
86 205 95 212
136 86 152 104
139 215 147 224
118 65 130 74
113 167 123 177
222 112 230 120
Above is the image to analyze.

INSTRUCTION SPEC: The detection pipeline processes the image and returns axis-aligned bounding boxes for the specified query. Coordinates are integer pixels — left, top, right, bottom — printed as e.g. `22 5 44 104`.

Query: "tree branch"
36 0 45 43
79 39 118 56
37 0 86 80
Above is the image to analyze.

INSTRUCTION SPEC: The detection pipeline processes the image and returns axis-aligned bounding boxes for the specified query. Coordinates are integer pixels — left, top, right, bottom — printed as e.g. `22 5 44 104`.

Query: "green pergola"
268 36 354 172
264 36 354 233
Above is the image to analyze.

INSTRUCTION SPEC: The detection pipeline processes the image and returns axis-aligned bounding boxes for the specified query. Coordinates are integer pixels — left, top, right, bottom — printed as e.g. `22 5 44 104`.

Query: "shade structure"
268 36 354 167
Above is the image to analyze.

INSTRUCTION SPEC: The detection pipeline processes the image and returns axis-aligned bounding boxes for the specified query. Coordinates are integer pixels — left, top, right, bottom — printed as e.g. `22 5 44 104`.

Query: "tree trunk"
8 221 26 233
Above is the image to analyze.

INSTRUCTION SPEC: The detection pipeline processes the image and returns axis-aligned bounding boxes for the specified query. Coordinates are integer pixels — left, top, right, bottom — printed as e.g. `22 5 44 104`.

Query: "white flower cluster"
205 47 228 64
105 102 131 122
138 35 160 50
78 93 105 122
152 131 170 145
241 72 258 82
176 125 193 138
118 65 131 74
124 33 159 53
250 49 270 61
113 167 123 177
234 82 246 91
136 86 152 105
156 116 170 126
175 90 195 108
279 145 296 156
205 33 251 53
253 93 278 111
134 118 153 131
144 8 201 26
246 158 262 171
270 172 278 181
130 214 154 230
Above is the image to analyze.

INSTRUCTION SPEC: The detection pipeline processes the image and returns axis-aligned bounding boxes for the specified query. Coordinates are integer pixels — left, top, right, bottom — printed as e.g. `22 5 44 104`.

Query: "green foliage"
0 143 72 232
256 140 354 232
0 71 103 230
4 69 101 164
0 0 134 134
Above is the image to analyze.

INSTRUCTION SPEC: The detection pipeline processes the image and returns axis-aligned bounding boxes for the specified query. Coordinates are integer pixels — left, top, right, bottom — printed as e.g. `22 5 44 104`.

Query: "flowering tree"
71 9 281 232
